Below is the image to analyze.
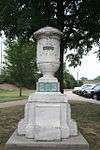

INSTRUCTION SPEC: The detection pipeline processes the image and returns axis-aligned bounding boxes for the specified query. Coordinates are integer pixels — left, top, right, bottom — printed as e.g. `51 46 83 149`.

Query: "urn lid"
34 26 63 40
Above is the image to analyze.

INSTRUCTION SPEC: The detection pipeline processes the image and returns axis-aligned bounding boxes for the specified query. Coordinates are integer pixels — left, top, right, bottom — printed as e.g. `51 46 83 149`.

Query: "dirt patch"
0 84 18 91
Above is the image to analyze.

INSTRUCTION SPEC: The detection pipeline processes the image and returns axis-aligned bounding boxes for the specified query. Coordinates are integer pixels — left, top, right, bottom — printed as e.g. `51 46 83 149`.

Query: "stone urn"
34 27 63 83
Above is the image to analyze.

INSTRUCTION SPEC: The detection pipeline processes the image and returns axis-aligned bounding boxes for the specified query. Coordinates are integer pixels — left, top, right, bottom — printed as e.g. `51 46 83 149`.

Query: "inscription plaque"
37 82 59 92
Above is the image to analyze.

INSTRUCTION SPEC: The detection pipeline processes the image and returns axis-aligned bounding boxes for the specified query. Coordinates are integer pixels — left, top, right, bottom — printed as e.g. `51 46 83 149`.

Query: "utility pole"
77 71 79 85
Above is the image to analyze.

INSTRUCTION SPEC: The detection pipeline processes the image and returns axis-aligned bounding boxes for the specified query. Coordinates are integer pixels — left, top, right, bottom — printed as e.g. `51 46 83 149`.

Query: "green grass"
70 101 100 150
0 102 100 150
0 89 33 102
0 105 24 150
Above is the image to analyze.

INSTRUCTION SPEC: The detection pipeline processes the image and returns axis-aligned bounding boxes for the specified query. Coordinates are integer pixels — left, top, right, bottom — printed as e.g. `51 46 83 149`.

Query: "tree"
4 38 37 96
64 70 77 89
94 76 100 81
80 77 88 81
0 0 100 92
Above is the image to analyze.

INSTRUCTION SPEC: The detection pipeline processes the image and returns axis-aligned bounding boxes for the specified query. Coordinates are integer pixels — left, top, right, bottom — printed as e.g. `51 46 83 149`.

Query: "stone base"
6 130 89 150
17 92 78 140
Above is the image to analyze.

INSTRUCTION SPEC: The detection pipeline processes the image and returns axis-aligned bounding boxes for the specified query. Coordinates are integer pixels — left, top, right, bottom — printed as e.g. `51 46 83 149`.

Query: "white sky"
66 46 100 80
0 34 100 80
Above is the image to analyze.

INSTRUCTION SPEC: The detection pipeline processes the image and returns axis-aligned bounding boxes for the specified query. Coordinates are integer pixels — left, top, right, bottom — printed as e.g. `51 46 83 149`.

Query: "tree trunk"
56 0 65 93
57 40 64 93
19 86 22 97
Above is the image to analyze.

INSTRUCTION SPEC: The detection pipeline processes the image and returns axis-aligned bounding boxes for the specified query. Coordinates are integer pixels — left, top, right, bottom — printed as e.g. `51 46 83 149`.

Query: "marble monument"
17 26 78 141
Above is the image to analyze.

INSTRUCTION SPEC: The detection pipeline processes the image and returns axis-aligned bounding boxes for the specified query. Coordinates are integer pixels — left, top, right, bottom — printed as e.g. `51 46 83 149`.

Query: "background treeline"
0 38 40 95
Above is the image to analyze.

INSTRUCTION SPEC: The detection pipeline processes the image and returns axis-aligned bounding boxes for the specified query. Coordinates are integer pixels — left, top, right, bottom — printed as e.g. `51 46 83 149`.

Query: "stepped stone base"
6 130 89 150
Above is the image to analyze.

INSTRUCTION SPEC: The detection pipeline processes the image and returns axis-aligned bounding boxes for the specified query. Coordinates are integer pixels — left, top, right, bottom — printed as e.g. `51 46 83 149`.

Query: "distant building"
83 80 100 84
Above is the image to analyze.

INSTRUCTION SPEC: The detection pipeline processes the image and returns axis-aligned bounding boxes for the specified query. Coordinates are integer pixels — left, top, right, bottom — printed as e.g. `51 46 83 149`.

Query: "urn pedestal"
6 27 89 150
17 92 78 140
17 27 78 140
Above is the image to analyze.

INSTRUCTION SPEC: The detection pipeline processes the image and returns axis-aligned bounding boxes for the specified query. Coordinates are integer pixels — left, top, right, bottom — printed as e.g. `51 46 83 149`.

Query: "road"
65 90 100 105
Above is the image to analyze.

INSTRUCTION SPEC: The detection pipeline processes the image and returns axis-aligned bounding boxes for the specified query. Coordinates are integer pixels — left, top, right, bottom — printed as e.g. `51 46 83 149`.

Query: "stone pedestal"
17 27 78 141
17 92 77 140
6 130 89 150
6 27 89 149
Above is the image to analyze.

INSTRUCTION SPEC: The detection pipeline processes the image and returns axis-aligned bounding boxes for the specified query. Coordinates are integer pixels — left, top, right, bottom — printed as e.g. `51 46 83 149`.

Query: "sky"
66 45 100 80
0 34 100 80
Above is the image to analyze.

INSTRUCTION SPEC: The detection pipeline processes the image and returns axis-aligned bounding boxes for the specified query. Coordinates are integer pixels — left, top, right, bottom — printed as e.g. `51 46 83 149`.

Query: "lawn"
0 102 100 150
70 101 100 150
0 88 33 103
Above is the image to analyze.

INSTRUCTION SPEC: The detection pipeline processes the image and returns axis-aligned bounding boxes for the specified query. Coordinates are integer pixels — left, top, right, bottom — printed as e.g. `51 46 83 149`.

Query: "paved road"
65 90 100 105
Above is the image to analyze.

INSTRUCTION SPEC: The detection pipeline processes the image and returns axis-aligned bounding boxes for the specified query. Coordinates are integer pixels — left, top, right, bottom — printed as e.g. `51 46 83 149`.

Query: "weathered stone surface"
17 27 78 140
6 26 89 150
6 130 89 150
34 27 63 83
17 93 78 140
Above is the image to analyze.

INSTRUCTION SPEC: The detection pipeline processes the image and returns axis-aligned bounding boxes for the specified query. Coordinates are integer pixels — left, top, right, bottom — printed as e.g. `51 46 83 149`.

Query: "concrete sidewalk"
0 99 26 108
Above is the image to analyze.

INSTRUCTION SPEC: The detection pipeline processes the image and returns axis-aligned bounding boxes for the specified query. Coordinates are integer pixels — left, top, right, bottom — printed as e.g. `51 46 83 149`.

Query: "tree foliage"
94 76 100 81
4 38 37 96
80 77 88 81
0 0 100 91
64 70 77 89
0 0 100 62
